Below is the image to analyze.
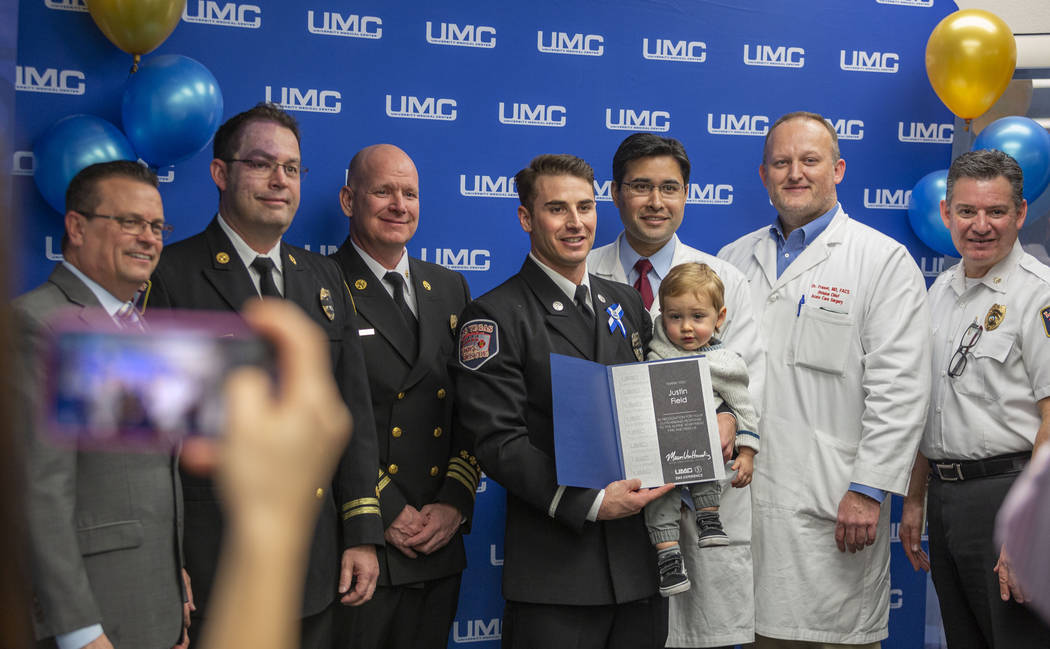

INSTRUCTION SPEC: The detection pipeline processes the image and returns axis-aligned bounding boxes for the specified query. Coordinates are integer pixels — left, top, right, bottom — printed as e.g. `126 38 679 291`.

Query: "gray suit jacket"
15 264 184 648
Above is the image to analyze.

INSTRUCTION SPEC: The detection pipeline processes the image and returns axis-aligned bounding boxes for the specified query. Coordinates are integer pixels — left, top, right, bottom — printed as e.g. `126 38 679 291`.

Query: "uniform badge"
354 279 367 291
631 331 643 361
423 280 432 291
597 293 606 304
216 252 230 264
319 288 335 321
459 319 499 370
1042 305 1050 337
450 314 458 334
985 304 1005 331
288 253 297 265
552 301 564 312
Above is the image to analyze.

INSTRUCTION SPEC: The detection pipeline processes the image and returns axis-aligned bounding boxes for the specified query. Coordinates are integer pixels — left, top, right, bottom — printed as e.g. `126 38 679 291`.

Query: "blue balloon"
908 169 958 257
122 54 224 168
973 116 1050 203
33 114 136 214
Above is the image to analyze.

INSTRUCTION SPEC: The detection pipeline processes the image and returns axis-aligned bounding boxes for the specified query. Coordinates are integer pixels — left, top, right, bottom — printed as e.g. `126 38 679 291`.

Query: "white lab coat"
589 232 764 647
718 207 930 644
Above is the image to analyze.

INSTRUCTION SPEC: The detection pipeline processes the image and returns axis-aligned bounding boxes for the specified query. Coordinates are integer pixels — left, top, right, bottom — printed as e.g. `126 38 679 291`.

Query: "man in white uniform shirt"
719 111 931 648
588 133 763 648
900 149 1050 649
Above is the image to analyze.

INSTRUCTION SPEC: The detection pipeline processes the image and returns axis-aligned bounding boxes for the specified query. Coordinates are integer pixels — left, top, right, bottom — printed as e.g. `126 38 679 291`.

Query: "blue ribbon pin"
606 303 626 337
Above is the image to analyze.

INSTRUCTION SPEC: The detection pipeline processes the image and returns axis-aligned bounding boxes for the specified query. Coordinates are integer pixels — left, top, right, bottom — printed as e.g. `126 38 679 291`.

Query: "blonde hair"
659 262 725 314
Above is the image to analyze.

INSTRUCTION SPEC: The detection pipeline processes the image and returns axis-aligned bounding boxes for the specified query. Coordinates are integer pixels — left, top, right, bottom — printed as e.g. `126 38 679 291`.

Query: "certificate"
550 353 724 489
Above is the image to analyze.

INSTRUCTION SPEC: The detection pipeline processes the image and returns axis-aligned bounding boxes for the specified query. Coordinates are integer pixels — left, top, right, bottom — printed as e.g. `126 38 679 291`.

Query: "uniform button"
430 466 439 477
769 294 778 303
397 391 406 400
388 464 399 474
392 427 402 438
935 407 942 413
315 488 324 499
433 427 443 438
437 388 447 399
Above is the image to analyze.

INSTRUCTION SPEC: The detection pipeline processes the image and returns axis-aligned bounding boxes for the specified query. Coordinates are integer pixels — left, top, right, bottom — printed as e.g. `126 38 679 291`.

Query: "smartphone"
42 309 273 449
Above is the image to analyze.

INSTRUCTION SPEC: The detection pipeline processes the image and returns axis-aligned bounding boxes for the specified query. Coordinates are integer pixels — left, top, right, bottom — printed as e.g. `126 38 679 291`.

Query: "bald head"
340 144 420 269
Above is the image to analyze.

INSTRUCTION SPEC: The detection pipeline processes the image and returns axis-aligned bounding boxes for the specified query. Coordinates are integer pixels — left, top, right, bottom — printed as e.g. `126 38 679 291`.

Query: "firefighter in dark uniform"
331 144 480 649
451 154 673 649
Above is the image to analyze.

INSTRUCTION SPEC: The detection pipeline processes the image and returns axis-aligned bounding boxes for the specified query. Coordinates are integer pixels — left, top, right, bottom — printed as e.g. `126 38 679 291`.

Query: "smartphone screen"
43 310 272 449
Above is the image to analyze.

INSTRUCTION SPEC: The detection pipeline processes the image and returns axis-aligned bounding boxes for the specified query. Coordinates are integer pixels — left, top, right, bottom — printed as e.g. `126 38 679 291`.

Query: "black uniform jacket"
451 257 656 605
331 241 479 586
148 217 384 618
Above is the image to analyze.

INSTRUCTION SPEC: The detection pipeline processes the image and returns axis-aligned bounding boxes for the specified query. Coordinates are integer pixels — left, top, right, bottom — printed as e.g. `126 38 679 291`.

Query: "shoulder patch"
1042 305 1050 337
459 318 499 370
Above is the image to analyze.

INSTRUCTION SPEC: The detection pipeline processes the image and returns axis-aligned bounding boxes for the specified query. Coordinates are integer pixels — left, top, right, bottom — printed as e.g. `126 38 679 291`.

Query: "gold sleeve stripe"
343 506 381 520
377 475 391 495
450 457 481 480
448 471 478 497
342 497 379 512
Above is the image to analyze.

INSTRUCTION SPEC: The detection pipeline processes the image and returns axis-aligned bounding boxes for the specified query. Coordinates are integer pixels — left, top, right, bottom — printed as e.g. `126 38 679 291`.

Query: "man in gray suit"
15 161 189 649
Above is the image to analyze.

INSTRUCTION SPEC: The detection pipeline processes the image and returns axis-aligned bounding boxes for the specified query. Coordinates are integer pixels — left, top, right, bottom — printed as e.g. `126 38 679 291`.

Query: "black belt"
929 452 1031 481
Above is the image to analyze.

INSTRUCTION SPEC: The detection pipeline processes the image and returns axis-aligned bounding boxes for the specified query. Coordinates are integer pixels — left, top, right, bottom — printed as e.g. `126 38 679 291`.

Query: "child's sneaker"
696 511 730 548
657 547 691 597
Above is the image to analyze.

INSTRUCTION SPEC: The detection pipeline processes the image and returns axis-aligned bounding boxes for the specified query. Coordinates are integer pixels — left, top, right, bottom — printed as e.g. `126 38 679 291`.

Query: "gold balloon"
87 0 186 66
926 9 1016 122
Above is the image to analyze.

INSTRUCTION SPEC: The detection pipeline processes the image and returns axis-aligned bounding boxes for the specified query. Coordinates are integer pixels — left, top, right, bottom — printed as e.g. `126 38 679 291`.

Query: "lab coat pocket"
800 428 857 522
952 332 1013 401
792 307 853 375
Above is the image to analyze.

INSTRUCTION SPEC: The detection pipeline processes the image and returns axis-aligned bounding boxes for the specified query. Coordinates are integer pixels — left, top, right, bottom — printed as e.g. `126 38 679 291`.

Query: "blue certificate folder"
551 353 723 489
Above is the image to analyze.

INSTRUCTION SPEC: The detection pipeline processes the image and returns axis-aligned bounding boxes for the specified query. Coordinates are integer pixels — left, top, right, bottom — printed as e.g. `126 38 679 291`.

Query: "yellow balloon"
926 9 1016 121
87 0 186 58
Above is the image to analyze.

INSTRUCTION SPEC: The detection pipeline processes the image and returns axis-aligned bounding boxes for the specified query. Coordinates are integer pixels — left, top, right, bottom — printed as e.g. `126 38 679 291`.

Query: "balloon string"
130 54 141 75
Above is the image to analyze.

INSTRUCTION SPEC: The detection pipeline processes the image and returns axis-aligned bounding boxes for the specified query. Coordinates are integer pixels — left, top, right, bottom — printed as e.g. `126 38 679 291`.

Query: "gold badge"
319 288 335 321
422 280 432 291
354 279 367 291
216 252 230 264
631 331 643 362
450 314 458 333
288 253 297 265
985 304 1006 331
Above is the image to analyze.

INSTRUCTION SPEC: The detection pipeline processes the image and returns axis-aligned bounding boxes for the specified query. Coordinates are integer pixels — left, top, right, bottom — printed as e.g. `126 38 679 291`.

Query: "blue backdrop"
13 1 962 647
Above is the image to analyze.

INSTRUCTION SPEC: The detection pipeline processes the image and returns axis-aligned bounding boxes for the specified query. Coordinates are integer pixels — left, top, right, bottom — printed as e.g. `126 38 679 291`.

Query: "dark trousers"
334 573 462 649
928 472 1050 649
502 595 668 649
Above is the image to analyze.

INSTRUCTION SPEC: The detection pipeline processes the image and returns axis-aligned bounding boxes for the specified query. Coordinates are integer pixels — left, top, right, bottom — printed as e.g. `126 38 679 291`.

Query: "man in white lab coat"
588 133 763 649
719 111 931 648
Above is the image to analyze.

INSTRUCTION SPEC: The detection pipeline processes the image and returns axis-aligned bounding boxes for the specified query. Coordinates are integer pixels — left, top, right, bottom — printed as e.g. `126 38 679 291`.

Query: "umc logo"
605 108 671 132
426 22 496 48
419 248 492 272
453 618 501 643
12 151 35 176
594 179 613 202
828 118 864 140
306 11 381 39
877 0 933 6
44 0 87 11
16 66 85 95
498 102 566 127
386 95 457 121
707 113 769 136
919 256 948 278
642 39 706 62
182 1 261 28
898 122 953 144
489 544 503 566
265 86 341 114
863 188 911 210
743 44 804 68
686 183 734 205
840 50 899 73
460 175 517 198
537 31 604 56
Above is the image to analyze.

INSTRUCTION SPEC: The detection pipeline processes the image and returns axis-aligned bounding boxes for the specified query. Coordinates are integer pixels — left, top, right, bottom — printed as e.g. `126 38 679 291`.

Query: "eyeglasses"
620 180 684 198
80 212 174 240
947 321 983 378
225 158 307 178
